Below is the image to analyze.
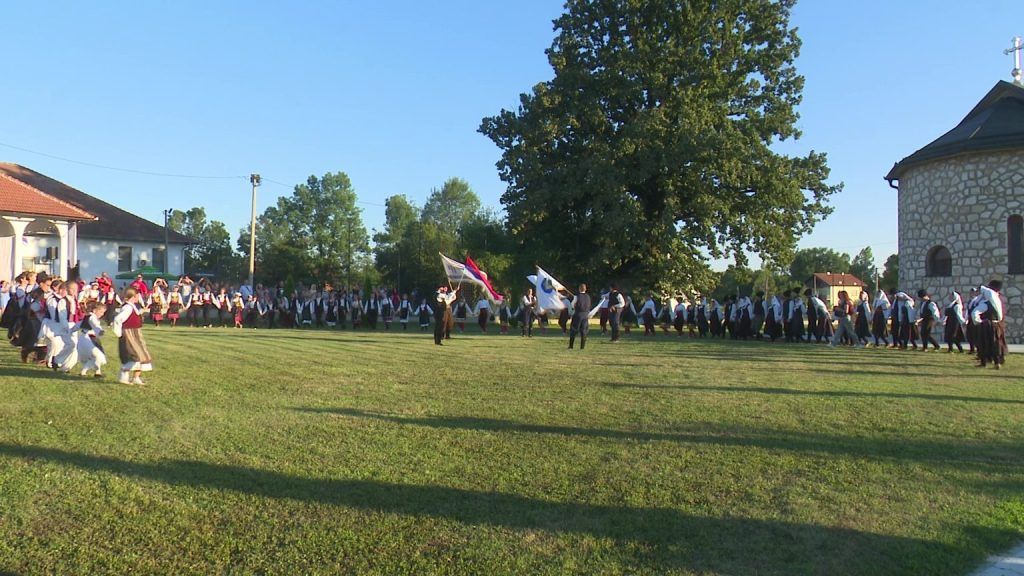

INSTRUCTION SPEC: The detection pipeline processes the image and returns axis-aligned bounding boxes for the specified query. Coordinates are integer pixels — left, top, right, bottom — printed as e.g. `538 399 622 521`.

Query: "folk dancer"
973 281 1007 369
944 291 967 353
112 287 153 385
568 283 592 350
916 289 941 351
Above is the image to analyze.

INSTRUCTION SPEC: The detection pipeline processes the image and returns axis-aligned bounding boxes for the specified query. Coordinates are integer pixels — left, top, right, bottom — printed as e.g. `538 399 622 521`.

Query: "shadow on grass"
297 408 1024 469
602 383 1024 405
0 365 72 382
0 442 1011 575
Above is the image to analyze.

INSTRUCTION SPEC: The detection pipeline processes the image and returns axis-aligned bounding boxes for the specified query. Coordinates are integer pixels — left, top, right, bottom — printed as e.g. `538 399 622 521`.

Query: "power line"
0 140 391 208
0 141 247 180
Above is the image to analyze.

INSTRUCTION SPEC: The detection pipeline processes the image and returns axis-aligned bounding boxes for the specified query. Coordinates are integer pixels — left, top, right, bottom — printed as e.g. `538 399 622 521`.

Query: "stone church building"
886 80 1024 342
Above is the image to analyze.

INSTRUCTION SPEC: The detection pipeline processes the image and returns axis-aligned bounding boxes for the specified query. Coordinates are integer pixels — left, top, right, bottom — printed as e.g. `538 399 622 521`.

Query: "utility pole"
163 208 174 275
249 174 261 289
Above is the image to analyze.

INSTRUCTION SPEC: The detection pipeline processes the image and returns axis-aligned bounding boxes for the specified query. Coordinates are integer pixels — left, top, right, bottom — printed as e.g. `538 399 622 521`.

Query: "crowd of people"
0 271 1010 381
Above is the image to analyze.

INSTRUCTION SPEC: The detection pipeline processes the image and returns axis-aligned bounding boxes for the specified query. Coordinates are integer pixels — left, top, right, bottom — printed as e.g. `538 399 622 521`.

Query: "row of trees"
169 0 899 299
169 173 897 300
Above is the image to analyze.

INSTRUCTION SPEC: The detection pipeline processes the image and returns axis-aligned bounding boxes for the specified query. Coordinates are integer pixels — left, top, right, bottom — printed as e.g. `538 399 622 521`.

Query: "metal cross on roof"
1006 36 1023 85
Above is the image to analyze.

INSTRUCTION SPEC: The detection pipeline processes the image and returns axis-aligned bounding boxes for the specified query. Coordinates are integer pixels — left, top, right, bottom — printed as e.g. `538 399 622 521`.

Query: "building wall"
22 236 185 282
897 149 1022 341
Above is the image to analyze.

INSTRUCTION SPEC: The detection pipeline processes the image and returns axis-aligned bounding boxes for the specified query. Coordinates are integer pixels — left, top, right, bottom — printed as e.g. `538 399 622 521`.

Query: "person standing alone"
568 283 592 350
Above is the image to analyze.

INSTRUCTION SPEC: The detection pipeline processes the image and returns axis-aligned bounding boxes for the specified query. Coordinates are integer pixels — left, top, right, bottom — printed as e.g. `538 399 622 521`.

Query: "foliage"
480 0 840 291
849 246 877 285
252 172 369 287
787 247 851 284
880 253 899 292
168 207 240 279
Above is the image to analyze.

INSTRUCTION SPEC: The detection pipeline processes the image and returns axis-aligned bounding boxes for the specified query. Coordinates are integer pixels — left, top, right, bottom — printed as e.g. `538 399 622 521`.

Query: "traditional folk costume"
751 294 765 338
696 298 709 337
112 301 153 385
42 291 77 372
916 291 941 351
965 292 983 354
787 295 806 343
521 293 537 337
216 291 232 327
497 299 510 334
475 298 491 332
231 294 245 328
558 295 572 334
765 296 783 342
639 296 657 336
871 290 891 347
673 300 688 336
149 292 166 326
380 297 394 330
944 292 966 353
434 289 457 345
167 291 184 326
973 283 1007 369
76 310 107 377
416 300 432 331
598 291 610 334
397 297 412 330
854 293 871 344
709 299 723 338
453 299 469 333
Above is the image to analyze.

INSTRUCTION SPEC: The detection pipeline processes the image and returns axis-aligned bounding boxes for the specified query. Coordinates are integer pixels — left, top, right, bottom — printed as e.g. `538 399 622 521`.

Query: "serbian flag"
465 255 503 302
440 253 468 284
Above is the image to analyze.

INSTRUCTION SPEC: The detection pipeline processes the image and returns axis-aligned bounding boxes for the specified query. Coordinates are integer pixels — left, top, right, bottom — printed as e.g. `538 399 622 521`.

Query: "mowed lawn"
0 326 1022 575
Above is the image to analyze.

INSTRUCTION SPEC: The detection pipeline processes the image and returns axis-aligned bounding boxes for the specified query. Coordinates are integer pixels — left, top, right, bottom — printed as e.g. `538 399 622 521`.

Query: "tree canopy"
480 0 839 292
787 247 850 284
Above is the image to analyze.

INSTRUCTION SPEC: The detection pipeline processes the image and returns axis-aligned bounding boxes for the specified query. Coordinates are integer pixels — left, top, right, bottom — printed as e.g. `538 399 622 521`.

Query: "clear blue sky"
0 1 1016 270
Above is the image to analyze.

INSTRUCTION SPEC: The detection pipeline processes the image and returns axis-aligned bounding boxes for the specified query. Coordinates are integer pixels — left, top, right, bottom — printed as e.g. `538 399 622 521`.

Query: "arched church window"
1009 215 1024 274
925 245 952 277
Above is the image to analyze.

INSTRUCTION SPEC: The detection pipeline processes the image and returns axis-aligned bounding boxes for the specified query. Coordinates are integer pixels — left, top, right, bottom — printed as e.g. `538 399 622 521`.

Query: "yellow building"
806 273 868 307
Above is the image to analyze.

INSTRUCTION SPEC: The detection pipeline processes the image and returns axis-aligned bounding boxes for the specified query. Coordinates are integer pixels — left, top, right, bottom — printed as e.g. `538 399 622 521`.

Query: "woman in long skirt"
871 290 890 347
944 291 966 353
113 287 153 385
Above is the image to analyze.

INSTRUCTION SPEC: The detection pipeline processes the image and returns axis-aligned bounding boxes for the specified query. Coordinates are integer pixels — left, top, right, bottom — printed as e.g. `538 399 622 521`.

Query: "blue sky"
0 1 1016 270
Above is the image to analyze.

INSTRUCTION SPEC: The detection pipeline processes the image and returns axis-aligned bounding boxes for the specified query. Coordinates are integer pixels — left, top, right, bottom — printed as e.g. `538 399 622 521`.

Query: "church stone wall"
898 149 1023 343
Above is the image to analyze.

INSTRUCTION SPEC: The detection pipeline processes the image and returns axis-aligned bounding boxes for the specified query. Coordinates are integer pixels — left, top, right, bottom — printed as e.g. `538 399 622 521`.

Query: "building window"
925 245 952 277
152 247 166 272
117 246 133 272
1009 215 1024 274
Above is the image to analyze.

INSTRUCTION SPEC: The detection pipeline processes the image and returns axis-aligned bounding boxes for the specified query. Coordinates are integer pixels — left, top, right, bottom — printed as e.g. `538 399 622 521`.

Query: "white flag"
534 266 567 312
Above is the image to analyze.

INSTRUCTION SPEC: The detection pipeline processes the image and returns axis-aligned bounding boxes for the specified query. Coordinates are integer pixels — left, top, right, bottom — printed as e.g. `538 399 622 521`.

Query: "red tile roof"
809 272 866 287
0 164 191 244
0 172 95 220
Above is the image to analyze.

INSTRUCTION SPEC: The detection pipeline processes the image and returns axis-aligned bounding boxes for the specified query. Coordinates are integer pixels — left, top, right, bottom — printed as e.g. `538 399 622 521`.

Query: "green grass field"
0 326 1021 575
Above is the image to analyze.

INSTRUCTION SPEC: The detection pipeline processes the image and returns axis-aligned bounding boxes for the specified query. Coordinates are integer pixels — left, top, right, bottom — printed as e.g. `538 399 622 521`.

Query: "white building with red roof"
0 164 190 282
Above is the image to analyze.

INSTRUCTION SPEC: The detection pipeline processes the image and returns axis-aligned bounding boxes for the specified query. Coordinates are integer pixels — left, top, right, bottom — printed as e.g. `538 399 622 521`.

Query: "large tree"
787 247 850 285
168 207 239 278
849 246 877 286
247 171 369 287
373 195 420 290
480 0 838 291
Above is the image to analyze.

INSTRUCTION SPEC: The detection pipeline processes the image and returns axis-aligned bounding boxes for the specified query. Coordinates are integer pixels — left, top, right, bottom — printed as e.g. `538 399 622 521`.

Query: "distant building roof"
808 273 866 287
0 172 96 221
886 80 1024 181
0 163 191 244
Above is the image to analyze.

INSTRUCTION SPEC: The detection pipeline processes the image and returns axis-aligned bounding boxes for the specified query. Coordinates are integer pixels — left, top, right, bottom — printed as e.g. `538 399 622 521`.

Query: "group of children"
1 271 153 384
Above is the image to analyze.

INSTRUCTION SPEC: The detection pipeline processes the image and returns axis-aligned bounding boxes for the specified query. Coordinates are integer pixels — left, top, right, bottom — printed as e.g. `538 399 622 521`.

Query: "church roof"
0 163 192 244
886 80 1024 181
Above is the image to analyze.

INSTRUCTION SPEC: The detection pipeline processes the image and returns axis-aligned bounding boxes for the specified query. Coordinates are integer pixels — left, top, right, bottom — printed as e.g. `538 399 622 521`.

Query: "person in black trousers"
607 283 624 342
434 286 458 345
568 283 592 350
